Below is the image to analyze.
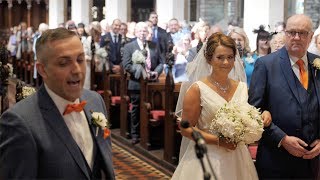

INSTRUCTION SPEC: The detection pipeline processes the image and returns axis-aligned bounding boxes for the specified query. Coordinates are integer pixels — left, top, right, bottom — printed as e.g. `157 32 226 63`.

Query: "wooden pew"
101 66 121 129
139 77 166 150
119 68 131 138
0 50 11 114
164 78 181 164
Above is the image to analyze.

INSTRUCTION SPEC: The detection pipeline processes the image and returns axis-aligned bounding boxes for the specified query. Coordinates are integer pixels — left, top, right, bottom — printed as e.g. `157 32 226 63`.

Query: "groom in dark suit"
249 14 320 179
122 22 164 144
0 28 115 179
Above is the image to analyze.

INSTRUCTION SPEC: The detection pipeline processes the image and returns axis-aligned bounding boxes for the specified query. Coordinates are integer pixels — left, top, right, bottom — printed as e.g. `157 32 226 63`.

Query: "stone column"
26 0 32 27
71 0 92 26
156 0 187 24
243 0 284 50
105 0 129 24
48 0 65 28
7 0 13 28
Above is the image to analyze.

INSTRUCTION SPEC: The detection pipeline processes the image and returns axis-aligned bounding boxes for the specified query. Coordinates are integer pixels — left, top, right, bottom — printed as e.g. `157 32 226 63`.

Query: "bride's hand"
219 137 237 150
262 110 272 127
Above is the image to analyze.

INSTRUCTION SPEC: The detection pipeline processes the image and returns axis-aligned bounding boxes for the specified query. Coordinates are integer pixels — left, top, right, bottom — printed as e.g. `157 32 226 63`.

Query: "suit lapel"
308 53 320 136
38 86 90 179
81 91 112 173
279 47 300 103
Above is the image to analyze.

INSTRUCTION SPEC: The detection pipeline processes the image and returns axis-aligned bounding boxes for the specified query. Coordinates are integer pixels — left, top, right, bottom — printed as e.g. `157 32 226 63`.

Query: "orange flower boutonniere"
91 112 111 139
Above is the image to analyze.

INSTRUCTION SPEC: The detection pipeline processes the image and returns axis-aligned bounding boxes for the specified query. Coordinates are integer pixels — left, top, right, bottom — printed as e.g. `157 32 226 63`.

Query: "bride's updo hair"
204 32 237 62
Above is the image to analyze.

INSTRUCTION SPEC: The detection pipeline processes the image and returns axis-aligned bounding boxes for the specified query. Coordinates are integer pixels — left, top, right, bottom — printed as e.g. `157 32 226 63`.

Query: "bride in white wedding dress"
172 32 272 180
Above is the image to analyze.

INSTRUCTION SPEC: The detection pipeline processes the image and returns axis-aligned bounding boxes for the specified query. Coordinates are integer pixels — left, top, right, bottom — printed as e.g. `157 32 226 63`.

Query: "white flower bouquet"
132 50 146 64
209 101 264 144
21 86 36 99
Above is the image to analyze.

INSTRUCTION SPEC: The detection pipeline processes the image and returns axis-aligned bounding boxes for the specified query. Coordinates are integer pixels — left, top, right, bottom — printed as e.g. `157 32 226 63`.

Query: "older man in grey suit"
0 28 115 179
122 22 164 144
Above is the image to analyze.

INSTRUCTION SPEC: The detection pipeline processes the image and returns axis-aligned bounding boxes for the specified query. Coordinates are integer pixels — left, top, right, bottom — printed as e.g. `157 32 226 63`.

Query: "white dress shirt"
289 54 308 81
45 84 94 169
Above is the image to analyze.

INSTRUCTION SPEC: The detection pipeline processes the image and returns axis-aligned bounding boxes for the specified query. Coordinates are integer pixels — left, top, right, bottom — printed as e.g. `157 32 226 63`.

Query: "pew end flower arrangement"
91 111 111 139
209 101 264 145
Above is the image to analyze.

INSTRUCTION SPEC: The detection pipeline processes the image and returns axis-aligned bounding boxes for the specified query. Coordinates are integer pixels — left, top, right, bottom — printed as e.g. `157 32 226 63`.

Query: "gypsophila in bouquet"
21 86 36 99
209 101 264 144
132 50 146 64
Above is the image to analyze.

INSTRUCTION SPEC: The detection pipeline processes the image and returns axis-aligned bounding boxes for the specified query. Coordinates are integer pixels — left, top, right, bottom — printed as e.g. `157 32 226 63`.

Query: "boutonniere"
91 111 111 139
313 58 320 77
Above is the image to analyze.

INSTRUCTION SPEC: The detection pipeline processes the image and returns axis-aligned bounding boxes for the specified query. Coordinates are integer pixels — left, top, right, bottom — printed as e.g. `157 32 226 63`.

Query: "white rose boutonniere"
91 111 111 139
313 58 320 77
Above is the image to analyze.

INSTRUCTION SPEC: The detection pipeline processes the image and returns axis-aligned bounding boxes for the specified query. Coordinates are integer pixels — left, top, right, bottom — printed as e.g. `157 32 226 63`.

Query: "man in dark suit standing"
149 11 171 56
122 22 164 144
249 14 320 179
100 19 122 74
0 28 115 179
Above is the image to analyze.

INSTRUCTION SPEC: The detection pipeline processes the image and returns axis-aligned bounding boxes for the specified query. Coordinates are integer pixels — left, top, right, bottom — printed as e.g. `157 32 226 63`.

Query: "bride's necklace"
209 77 230 94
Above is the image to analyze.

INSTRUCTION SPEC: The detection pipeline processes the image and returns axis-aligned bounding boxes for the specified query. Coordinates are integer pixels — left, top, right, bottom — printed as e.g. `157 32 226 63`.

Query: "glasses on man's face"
285 30 310 38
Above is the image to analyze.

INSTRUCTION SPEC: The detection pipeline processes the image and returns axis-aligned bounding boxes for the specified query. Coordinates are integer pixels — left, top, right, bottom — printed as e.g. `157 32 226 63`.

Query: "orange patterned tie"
63 101 87 115
296 59 308 89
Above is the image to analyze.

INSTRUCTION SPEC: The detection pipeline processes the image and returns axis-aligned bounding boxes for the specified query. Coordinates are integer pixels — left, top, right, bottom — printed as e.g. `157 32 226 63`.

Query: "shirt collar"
44 84 80 115
289 54 308 67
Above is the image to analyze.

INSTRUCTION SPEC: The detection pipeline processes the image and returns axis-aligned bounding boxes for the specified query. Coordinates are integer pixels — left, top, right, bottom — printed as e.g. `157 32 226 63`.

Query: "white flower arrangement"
313 58 320 77
95 48 108 72
132 50 146 64
209 101 264 144
91 111 111 139
22 86 36 99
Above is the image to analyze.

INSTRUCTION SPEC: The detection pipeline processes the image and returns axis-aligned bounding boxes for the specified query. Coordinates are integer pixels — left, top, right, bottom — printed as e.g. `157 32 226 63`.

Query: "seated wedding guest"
187 20 210 62
209 24 223 36
245 25 270 85
126 21 137 39
77 22 89 43
122 22 164 144
274 21 286 33
33 23 49 84
172 34 192 82
308 25 320 55
0 28 115 179
172 32 271 180
270 31 285 53
83 21 104 90
229 27 251 59
100 19 122 74
66 20 78 35
249 14 320 179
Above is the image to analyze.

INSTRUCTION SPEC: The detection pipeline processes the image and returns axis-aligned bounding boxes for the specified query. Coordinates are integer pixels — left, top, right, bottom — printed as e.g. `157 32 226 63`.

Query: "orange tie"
296 59 308 89
63 101 87 115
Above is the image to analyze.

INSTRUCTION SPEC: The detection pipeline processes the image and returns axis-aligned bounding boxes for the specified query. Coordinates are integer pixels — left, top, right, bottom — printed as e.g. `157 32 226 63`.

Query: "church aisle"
112 142 170 179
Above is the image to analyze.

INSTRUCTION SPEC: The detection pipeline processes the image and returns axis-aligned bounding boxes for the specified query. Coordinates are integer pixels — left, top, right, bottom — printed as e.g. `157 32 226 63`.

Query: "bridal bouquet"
209 101 264 144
